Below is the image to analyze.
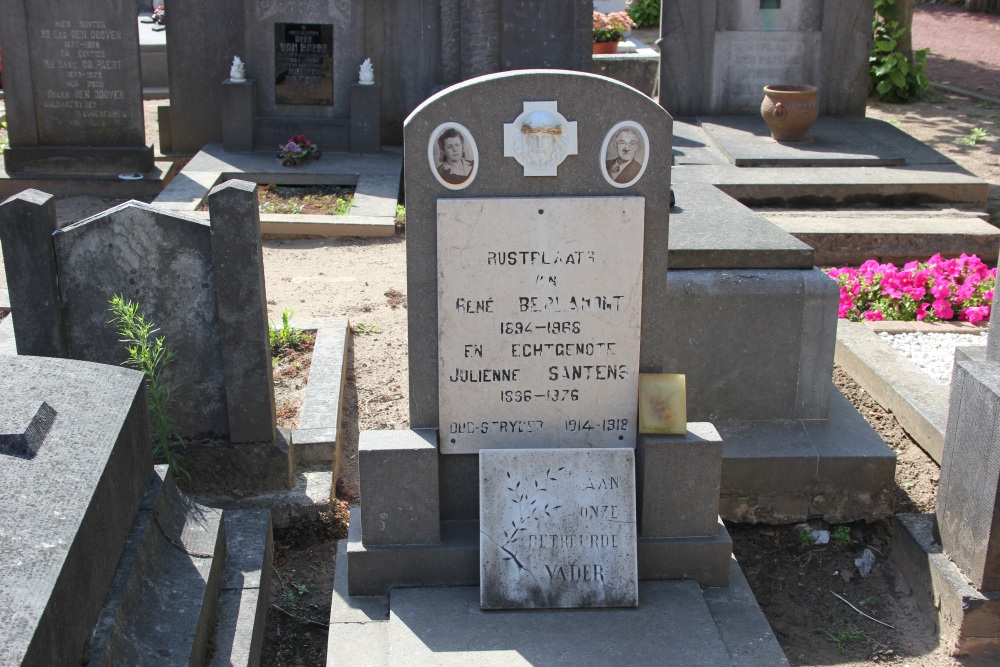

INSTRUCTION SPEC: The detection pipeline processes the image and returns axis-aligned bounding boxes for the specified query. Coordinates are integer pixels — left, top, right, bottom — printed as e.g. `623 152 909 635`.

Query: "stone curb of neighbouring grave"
194 316 349 528
0 310 350 529
833 319 988 465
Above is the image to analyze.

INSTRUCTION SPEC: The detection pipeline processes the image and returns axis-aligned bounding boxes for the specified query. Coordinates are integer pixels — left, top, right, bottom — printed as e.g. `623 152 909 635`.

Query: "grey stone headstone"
937 356 1000 591
480 448 638 609
0 0 154 172
0 355 150 667
404 70 672 438
52 201 229 438
986 287 1000 363
207 180 276 445
0 190 66 357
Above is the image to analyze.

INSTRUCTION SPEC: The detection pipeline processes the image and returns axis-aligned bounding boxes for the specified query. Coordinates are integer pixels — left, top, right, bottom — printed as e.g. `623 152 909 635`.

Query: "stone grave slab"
0 355 149 667
438 197 644 453
700 117 909 167
479 448 638 609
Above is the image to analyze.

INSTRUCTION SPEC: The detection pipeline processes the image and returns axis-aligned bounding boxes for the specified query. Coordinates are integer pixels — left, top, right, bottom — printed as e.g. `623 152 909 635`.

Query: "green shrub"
628 0 660 29
108 295 185 476
870 0 930 102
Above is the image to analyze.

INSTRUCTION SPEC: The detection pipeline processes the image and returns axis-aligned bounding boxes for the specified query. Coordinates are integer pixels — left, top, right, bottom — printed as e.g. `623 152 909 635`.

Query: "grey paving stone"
667 182 814 270
699 116 943 167
329 581 736 666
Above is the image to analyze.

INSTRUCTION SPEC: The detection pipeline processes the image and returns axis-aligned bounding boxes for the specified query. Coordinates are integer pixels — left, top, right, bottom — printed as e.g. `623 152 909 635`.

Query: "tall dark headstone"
0 0 154 174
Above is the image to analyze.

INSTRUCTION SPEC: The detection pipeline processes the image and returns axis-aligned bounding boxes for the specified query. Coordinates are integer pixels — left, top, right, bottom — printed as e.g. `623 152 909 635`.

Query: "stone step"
88 466 272 667
762 208 1000 265
328 540 788 666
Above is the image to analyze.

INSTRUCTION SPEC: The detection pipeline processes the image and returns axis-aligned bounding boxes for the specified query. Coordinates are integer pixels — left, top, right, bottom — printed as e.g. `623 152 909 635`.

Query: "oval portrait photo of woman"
428 122 479 190
600 121 649 189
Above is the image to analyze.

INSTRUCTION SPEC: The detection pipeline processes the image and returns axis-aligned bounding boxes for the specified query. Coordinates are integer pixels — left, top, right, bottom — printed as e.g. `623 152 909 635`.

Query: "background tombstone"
0 0 154 174
165 0 592 152
658 0 874 117
0 181 290 493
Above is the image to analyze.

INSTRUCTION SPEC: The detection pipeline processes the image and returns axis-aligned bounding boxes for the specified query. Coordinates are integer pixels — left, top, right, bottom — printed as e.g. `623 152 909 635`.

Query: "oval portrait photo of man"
600 121 649 189
428 122 479 190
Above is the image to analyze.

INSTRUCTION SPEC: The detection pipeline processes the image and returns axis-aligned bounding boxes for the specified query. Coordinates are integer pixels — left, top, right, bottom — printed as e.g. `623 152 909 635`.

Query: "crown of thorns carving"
521 122 563 135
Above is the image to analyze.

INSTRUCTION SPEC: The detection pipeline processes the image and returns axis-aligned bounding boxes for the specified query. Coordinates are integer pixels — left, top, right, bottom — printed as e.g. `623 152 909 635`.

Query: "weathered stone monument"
0 0 154 174
328 69 786 664
892 287 1000 656
658 0 873 116
0 181 290 493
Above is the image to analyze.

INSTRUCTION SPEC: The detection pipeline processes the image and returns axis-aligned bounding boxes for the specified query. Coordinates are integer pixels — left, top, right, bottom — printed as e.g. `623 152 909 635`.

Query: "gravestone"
658 0 873 116
937 285 1000 591
0 0 154 174
346 70 733 605
0 181 290 494
0 355 150 667
165 0 591 151
890 287 1000 654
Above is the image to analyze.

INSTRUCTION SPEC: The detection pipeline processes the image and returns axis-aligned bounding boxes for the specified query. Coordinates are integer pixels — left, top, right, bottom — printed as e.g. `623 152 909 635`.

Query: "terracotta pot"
593 41 618 55
760 85 819 142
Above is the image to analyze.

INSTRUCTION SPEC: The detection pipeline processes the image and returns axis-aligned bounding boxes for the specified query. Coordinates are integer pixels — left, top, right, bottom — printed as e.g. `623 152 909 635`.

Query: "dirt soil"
2 10 1000 666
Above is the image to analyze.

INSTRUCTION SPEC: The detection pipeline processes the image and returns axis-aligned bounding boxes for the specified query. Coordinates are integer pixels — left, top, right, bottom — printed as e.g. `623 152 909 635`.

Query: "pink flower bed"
828 254 996 323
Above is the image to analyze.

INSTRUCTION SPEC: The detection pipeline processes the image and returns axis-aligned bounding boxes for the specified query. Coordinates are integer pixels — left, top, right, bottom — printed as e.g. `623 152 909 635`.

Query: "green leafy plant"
832 525 853 549
0 121 8 151
627 0 660 29
797 527 814 548
352 323 381 334
269 308 306 352
820 629 863 654
956 127 991 146
395 204 406 234
979 101 996 110
108 294 185 476
869 0 930 102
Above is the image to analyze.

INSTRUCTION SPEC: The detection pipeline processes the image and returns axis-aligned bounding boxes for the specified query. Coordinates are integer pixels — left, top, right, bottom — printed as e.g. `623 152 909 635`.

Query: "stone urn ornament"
760 85 819 142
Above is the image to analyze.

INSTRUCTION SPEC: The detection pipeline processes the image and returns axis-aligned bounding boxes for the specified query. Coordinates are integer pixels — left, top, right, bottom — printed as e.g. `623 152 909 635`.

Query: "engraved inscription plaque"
26 9 145 146
480 448 638 609
437 197 644 454
274 23 334 105
711 32 820 113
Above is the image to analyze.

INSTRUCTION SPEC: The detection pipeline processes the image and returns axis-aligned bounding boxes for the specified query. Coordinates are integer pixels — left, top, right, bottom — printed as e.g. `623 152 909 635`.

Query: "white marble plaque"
711 32 821 113
479 448 638 609
437 197 645 454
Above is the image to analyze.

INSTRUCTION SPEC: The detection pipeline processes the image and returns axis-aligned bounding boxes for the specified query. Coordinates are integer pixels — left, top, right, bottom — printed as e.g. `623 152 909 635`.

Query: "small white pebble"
878 331 987 386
